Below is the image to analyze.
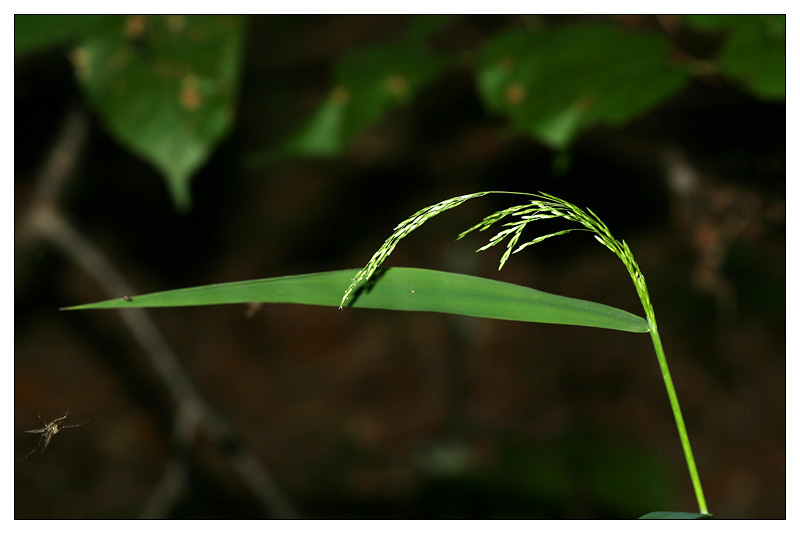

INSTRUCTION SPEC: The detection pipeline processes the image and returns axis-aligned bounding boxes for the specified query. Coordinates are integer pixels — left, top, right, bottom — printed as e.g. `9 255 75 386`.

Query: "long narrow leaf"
640 511 713 519
62 267 650 333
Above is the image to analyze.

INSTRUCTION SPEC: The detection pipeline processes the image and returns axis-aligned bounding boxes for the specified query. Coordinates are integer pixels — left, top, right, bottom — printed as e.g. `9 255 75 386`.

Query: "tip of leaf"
639 511 713 519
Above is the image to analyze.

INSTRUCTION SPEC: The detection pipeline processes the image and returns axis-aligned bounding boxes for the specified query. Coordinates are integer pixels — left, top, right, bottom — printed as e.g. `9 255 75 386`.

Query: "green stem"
648 320 708 514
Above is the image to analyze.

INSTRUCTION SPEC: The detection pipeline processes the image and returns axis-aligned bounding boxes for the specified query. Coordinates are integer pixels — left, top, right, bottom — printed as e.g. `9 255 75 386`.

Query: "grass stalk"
648 322 708 514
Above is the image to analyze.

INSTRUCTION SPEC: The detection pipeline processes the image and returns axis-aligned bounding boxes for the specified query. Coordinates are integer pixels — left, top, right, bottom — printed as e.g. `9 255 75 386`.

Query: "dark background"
15 15 785 518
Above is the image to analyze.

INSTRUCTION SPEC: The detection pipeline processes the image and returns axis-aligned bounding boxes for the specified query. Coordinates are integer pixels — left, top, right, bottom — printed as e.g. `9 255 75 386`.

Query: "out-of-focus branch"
31 106 89 209
140 400 199 519
19 105 299 519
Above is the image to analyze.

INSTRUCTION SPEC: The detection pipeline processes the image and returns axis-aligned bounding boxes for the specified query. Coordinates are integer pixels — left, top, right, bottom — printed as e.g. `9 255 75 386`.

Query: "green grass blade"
62 267 649 333
639 511 713 519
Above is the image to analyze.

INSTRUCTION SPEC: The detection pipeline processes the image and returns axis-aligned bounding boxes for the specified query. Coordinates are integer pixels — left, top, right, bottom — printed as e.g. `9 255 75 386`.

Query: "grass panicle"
340 191 494 308
342 191 653 315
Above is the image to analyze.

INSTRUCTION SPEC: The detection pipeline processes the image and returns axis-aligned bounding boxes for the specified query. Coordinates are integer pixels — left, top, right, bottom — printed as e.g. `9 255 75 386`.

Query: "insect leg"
51 415 68 425
62 418 91 429
40 432 54 453
19 434 44 462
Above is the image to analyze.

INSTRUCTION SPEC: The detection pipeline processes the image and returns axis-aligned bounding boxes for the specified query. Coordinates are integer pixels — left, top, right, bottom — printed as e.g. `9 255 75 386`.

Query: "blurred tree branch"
17 104 299 519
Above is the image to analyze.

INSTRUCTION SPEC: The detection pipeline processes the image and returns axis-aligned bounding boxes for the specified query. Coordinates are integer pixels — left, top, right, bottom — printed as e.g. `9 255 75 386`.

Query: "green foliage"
403 15 457 44
279 16 450 157
16 15 244 211
685 15 785 100
476 25 689 148
282 42 447 156
74 16 244 211
14 15 115 55
15 15 786 211
63 267 649 333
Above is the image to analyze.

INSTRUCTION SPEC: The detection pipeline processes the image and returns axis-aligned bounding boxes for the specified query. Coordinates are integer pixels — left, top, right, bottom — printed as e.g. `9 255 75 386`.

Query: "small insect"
122 295 132 302
20 407 90 461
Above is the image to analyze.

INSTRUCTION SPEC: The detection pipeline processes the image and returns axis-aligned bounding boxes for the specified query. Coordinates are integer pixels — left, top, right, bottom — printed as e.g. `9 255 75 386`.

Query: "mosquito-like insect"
19 406 90 462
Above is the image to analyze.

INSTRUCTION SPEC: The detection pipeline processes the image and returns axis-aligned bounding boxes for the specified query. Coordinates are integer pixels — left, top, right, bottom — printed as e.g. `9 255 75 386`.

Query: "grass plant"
341 190 709 516
65 190 711 518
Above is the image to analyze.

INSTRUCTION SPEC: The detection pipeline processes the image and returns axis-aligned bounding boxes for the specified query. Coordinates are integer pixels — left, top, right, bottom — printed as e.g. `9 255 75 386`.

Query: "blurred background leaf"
73 15 244 210
684 15 785 100
403 14 457 44
14 14 115 55
14 15 785 210
16 14 244 211
475 25 690 149
281 39 448 156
